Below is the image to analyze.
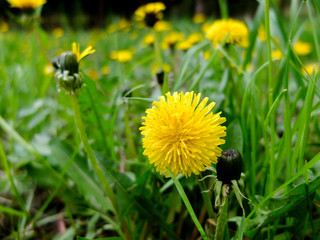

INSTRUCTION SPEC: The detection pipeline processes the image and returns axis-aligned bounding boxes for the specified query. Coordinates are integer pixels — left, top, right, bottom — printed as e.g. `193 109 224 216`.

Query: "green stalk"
198 174 215 218
168 170 208 240
70 94 117 213
265 0 276 195
124 104 137 159
250 90 256 197
215 197 229 240
218 0 228 19
0 138 27 214
153 29 163 68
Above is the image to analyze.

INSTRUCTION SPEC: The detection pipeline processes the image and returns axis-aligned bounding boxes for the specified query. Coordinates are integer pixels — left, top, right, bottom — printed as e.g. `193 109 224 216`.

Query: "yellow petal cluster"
72 42 96 63
110 50 133 63
154 20 171 32
140 91 226 177
206 19 249 47
7 0 46 9
192 13 206 24
135 2 166 21
161 32 184 49
294 41 312 56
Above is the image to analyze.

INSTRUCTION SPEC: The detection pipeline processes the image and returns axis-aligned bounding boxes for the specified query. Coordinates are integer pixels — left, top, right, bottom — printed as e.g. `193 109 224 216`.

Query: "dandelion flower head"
140 91 226 177
110 50 133 63
294 41 312 56
72 42 96 63
206 19 249 47
154 20 171 31
161 32 184 49
135 2 166 27
193 13 206 24
7 0 46 9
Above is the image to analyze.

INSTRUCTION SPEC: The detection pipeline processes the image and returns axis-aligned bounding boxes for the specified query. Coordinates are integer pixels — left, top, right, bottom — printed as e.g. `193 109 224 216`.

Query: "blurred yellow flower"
143 34 155 46
72 42 96 62
52 27 64 38
88 69 99 80
303 63 319 75
206 19 249 47
154 20 171 31
201 22 212 33
7 0 46 9
187 32 203 45
176 40 192 51
140 91 226 177
161 32 184 49
152 62 171 75
110 50 133 63
135 2 166 27
294 41 312 56
43 63 54 75
193 13 206 24
0 22 9 32
102 66 110 75
271 49 282 59
203 51 211 60
258 26 266 42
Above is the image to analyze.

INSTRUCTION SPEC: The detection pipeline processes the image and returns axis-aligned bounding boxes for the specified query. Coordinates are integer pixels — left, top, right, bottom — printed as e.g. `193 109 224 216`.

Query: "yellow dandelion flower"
102 66 110 75
0 22 9 32
258 26 266 42
140 91 226 177
117 18 132 31
193 13 206 24
154 20 171 31
203 51 211 60
206 19 249 47
7 0 46 9
52 27 64 38
303 63 319 75
187 32 204 45
271 49 282 59
152 62 171 75
201 22 212 33
110 50 133 63
135 2 166 27
72 42 96 62
88 69 99 80
143 34 155 46
161 32 184 49
294 41 312 56
176 40 193 51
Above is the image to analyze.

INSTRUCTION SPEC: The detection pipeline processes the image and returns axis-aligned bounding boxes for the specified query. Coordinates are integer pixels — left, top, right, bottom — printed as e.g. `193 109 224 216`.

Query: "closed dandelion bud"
156 69 164 85
59 51 79 75
216 149 243 184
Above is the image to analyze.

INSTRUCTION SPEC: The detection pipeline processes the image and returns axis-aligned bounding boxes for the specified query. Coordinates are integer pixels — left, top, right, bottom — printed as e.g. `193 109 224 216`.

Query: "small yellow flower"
88 69 99 80
110 50 133 63
187 32 203 45
143 34 155 46
203 51 211 60
0 22 9 32
140 91 226 177
152 62 171 75
135 2 166 27
43 63 54 75
294 41 312 56
102 66 110 75
161 32 184 49
206 19 249 47
7 0 46 9
52 27 64 38
271 49 282 59
176 40 192 51
72 42 96 62
154 20 171 31
258 26 266 42
303 63 319 75
193 13 206 24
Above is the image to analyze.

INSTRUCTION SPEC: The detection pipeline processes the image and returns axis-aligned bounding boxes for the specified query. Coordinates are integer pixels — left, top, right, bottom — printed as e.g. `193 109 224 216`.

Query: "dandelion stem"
218 0 228 19
70 94 117 213
215 197 229 240
168 170 208 240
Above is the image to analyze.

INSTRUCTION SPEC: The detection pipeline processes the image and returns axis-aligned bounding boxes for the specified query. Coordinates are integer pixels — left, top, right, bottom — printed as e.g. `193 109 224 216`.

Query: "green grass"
1 1 320 239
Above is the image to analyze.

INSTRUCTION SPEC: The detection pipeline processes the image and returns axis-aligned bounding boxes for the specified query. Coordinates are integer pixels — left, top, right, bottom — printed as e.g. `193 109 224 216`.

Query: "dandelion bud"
216 149 243 184
156 69 164 85
59 51 79 75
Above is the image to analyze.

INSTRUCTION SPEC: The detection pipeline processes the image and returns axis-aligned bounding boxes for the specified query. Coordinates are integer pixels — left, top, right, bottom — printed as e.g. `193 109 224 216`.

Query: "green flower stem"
215 197 229 240
265 0 276 195
168 170 208 240
218 0 228 19
153 29 163 68
198 174 215 218
124 104 137 159
70 94 117 212
0 137 27 214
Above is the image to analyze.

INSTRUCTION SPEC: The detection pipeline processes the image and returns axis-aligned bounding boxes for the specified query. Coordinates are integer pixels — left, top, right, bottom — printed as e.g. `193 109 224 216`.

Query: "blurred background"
0 0 294 30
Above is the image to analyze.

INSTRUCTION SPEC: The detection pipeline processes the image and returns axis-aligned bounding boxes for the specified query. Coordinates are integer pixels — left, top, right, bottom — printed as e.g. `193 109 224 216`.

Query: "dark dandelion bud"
216 149 243 184
145 13 159 27
156 69 164 85
59 51 79 75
